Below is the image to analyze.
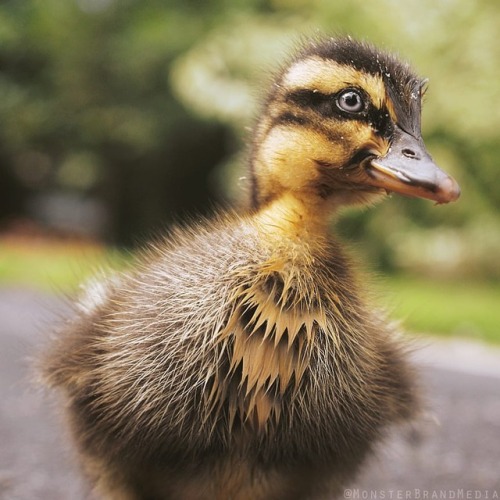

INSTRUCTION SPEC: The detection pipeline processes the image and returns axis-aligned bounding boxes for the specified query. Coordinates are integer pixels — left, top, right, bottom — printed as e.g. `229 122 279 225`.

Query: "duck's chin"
328 187 388 210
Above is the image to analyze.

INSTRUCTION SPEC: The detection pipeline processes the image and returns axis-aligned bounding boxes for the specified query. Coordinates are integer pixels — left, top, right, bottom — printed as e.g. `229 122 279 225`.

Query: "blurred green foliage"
0 0 499 277
380 275 500 344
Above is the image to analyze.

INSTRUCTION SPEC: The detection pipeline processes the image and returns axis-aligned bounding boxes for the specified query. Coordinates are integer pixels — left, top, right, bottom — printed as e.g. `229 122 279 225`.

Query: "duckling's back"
43 212 417 500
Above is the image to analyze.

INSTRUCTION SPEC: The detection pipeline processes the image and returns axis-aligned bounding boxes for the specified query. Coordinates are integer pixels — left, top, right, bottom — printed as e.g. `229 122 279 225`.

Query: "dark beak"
364 127 460 204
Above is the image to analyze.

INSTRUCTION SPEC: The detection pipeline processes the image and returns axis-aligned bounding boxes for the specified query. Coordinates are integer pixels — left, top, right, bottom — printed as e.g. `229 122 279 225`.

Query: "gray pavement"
0 287 499 499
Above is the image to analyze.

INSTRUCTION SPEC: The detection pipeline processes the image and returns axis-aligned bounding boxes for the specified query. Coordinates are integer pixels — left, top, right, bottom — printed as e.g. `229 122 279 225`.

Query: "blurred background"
0 0 499 340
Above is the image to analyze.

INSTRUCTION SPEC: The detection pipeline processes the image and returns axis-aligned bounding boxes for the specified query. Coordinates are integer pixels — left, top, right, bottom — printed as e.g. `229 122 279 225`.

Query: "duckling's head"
250 37 460 211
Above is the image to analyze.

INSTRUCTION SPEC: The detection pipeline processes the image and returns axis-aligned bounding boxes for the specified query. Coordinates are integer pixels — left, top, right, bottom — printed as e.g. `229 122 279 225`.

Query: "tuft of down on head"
249 37 426 209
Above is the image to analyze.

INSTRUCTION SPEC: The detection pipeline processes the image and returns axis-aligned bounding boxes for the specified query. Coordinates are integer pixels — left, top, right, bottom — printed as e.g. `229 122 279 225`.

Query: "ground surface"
0 287 499 499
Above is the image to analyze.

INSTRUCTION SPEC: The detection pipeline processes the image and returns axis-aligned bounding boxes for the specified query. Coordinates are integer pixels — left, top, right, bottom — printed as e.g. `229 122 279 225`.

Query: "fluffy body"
44 211 415 499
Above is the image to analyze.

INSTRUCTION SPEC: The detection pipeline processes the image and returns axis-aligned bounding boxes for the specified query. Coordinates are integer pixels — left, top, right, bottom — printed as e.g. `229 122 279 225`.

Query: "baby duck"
43 37 460 500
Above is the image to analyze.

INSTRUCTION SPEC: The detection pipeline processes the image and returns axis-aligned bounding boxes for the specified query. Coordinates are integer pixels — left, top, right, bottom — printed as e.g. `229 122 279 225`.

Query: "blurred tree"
0 0 232 242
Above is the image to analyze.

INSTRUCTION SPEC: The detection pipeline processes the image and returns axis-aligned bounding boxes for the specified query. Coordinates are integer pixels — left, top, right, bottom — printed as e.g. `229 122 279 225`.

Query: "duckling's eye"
337 90 365 113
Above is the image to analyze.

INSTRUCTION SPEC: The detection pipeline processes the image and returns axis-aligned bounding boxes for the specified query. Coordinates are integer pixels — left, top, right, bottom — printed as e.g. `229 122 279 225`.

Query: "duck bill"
364 127 460 204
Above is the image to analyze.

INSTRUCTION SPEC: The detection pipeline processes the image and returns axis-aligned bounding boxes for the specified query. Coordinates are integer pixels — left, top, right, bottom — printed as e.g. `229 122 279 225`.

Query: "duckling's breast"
48 213 416 467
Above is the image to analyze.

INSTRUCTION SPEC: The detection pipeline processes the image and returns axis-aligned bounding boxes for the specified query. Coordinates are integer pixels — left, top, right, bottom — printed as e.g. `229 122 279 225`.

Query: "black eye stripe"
284 88 393 137
286 88 369 117
285 89 331 109
369 109 394 138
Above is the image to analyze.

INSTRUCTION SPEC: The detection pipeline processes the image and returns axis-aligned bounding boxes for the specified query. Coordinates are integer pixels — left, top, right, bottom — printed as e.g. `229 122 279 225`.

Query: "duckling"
43 37 460 500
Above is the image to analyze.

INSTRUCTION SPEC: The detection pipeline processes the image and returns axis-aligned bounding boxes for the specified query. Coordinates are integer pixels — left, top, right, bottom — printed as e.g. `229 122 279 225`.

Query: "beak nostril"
402 148 418 159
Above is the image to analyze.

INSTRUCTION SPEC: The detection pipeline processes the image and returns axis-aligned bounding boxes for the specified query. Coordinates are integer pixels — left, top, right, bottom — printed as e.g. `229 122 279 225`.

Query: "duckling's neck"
254 192 333 246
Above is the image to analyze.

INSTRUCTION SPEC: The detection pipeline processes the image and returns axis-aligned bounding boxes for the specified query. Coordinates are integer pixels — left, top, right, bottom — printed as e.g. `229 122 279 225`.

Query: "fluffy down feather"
43 212 416 499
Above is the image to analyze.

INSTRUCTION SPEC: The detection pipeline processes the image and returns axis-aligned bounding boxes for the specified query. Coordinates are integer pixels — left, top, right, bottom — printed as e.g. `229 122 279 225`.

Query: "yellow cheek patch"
256 125 349 189
283 56 386 109
255 121 391 202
